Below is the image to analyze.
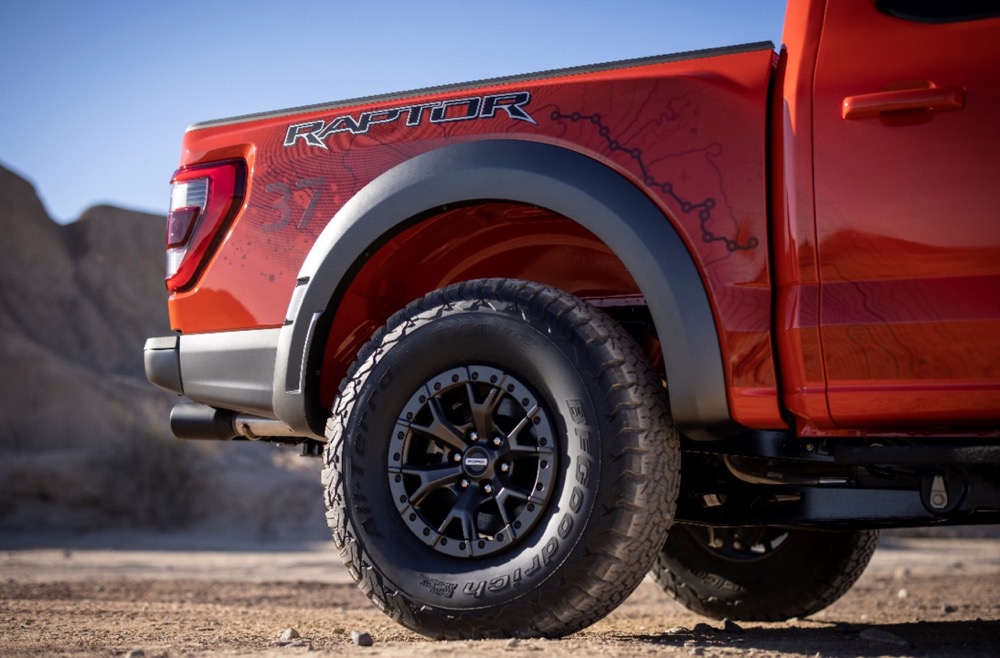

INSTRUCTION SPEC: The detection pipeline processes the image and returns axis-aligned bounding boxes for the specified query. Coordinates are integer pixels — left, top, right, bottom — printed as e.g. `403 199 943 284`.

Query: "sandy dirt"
2 534 999 657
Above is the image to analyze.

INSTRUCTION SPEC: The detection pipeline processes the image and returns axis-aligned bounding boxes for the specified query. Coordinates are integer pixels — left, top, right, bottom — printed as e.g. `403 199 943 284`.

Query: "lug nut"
452 452 462 462
492 436 503 446
483 483 494 494
470 431 479 442
460 478 470 489
499 462 510 473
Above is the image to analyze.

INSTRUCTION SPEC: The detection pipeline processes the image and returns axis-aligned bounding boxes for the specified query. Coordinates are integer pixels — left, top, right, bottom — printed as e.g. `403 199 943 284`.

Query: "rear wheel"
651 523 879 621
322 278 679 638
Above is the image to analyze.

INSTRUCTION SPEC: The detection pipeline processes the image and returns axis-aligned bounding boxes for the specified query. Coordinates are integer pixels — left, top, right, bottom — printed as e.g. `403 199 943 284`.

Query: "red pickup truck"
144 0 1000 639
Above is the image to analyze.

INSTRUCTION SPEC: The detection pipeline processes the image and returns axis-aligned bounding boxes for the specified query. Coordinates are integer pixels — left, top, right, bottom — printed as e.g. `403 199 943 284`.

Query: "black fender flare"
272 139 738 440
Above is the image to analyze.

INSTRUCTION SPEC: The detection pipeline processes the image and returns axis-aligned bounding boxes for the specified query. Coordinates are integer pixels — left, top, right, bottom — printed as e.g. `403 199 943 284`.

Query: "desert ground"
2 532 998 658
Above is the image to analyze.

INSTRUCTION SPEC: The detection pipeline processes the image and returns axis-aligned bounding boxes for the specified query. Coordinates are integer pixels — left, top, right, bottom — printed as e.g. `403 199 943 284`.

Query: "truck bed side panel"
170 46 781 428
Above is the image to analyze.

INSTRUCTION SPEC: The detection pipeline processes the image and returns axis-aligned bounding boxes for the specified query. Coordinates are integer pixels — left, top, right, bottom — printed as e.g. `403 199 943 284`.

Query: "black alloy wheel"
388 364 557 559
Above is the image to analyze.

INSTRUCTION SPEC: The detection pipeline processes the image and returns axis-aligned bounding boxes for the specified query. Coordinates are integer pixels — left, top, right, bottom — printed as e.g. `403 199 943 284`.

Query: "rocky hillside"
0 165 171 446
0 164 325 540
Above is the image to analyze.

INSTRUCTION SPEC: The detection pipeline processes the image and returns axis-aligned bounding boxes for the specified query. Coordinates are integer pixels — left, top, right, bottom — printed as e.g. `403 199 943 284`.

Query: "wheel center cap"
462 447 490 476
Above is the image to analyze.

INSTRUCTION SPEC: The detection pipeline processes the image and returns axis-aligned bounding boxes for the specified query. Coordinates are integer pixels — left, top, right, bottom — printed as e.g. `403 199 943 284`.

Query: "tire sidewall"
339 303 604 610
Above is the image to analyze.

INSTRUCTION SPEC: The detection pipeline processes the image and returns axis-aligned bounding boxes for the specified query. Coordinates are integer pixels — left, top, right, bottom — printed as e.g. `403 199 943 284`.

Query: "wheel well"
274 139 735 440
315 201 651 407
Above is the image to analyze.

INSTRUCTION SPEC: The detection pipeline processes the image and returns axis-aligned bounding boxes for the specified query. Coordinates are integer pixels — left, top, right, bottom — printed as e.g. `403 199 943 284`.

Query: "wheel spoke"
467 380 504 437
505 404 536 442
507 405 554 456
496 484 545 507
437 487 479 541
408 396 467 451
399 463 462 506
494 489 514 531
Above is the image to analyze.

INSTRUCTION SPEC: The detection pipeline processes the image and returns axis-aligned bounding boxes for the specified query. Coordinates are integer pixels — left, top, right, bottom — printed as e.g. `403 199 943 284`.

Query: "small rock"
692 622 715 634
897 588 909 599
278 628 301 642
506 638 521 648
125 651 145 658
665 626 691 635
942 604 958 613
860 628 908 648
893 567 910 580
351 630 374 647
723 619 744 635
689 648 705 657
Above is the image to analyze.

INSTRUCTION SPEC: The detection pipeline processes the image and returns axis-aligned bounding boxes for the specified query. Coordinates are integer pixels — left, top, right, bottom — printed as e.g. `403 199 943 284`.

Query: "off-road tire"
322 278 680 639
651 523 879 621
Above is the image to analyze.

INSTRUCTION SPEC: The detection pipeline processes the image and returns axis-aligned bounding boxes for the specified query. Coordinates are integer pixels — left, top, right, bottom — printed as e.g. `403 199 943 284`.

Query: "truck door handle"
842 85 964 120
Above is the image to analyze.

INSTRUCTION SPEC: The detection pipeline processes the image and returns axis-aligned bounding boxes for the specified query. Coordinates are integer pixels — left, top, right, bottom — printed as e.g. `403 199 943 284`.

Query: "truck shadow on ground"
628 619 1000 657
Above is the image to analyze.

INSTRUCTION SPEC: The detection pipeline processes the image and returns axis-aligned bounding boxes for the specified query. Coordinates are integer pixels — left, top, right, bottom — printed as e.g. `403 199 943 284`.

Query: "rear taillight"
165 159 246 292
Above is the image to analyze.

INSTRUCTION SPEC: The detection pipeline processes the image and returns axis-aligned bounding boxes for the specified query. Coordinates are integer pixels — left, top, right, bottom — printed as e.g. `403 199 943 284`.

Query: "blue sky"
0 1 784 224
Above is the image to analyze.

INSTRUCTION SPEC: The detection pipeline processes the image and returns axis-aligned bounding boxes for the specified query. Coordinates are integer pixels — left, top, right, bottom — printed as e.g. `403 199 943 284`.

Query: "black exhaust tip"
170 402 238 440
